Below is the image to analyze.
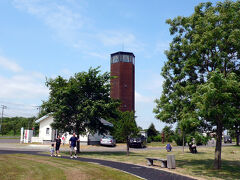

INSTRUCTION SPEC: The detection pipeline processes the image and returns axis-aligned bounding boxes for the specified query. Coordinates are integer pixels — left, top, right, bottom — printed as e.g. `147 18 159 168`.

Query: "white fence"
31 137 43 143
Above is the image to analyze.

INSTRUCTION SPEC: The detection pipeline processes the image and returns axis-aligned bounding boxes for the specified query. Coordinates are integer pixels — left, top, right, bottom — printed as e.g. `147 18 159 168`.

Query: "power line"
0 105 7 133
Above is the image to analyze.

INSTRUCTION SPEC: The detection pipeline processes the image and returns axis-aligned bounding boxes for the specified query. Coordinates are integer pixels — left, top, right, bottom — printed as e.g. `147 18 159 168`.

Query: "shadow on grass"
63 151 144 157
184 151 208 155
176 159 240 179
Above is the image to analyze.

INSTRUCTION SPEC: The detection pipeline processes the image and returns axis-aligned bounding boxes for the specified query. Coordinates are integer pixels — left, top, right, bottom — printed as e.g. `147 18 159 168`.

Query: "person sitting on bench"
188 138 197 153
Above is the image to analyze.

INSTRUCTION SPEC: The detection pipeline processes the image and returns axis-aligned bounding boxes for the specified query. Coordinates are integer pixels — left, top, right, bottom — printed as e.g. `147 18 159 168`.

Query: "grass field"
0 154 140 180
0 136 19 139
65 145 240 180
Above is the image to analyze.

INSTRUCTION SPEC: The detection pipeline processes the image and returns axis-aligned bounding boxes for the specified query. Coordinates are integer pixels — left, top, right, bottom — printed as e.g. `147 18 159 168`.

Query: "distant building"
110 51 135 112
32 114 113 145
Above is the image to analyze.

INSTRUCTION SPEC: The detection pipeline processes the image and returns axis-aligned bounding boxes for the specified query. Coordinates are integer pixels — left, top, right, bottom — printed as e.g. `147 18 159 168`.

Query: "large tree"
194 71 240 168
154 1 240 169
42 67 120 152
112 111 138 156
146 123 158 140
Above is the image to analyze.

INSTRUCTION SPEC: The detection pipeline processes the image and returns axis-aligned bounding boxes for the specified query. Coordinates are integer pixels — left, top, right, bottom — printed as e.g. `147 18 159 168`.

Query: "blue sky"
0 0 221 131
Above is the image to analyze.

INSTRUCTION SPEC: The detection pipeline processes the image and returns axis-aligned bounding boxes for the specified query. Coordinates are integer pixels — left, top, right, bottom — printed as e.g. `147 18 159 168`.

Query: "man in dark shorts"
69 133 79 158
55 135 61 156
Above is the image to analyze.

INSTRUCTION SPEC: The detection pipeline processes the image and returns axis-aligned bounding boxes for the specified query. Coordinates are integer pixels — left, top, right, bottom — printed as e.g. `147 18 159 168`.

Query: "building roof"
35 114 52 123
111 51 135 57
100 118 113 127
35 114 113 127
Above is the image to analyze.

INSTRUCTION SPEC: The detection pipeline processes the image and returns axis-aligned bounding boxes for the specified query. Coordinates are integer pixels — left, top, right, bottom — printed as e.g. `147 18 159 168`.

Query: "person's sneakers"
58 155 61 157
70 156 73 159
74 155 77 158
51 155 53 157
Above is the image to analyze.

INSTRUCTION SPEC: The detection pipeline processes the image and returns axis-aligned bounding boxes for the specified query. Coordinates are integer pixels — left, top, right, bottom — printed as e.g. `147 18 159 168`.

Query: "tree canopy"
112 111 138 155
42 67 120 151
146 123 158 139
154 0 240 169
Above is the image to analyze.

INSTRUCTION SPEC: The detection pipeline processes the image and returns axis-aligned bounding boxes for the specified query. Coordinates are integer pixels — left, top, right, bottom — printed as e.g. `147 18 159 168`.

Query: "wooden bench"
146 157 167 168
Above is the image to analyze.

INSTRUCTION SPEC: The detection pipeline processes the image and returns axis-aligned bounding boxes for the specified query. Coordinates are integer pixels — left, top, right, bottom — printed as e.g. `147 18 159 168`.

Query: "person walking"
55 135 62 157
69 133 79 158
50 143 54 157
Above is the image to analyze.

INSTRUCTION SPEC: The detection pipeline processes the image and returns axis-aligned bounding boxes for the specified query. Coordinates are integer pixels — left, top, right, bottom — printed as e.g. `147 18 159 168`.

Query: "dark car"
224 135 232 143
129 136 147 148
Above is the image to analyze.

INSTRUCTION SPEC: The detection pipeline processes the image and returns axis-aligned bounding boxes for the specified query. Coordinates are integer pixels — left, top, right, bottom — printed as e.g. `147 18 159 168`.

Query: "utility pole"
0 105 7 135
33 106 41 117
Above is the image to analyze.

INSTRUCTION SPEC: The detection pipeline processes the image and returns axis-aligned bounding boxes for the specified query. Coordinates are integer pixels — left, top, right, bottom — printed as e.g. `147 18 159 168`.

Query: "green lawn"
70 145 240 180
0 135 20 139
147 141 177 147
0 154 140 180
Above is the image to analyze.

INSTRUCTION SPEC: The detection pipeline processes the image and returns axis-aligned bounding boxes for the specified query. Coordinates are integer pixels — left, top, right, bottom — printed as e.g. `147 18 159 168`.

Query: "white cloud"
87 52 108 60
12 0 86 45
0 55 48 117
60 68 73 78
155 41 170 54
98 31 145 52
135 91 153 103
0 56 22 72
0 75 48 100
142 73 164 94
12 0 145 57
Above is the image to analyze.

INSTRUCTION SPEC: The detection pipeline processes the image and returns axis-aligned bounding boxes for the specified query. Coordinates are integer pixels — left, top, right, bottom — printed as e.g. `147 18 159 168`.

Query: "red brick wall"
110 62 135 112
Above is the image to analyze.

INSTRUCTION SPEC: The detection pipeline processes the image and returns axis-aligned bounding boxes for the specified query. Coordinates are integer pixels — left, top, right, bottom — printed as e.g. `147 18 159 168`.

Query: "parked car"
100 135 116 147
129 136 147 148
224 135 232 143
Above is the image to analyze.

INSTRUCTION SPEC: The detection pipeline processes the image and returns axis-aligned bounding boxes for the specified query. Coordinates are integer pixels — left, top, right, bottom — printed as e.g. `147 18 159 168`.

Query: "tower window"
111 55 119 64
122 55 130 62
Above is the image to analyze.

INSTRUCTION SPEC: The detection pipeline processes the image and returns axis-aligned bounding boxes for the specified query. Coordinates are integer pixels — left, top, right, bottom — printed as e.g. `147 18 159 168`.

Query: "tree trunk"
126 136 129 156
236 129 240 146
77 133 80 153
214 123 223 169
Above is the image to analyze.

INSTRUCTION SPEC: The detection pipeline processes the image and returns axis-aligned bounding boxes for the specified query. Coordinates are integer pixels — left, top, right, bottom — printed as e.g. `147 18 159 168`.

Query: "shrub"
147 137 152 143
153 134 162 142
173 133 184 146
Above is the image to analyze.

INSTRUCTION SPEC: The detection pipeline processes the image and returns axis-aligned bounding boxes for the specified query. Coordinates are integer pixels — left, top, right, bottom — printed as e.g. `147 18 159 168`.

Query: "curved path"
0 150 195 180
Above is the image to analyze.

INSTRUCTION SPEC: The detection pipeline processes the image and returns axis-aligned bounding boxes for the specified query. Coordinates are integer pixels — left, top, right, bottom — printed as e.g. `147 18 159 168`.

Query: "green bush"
173 133 184 146
147 137 152 143
186 133 211 146
152 134 162 142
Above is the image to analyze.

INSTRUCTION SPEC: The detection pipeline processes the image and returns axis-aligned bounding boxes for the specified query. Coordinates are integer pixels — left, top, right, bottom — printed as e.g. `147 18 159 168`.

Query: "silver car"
100 135 116 147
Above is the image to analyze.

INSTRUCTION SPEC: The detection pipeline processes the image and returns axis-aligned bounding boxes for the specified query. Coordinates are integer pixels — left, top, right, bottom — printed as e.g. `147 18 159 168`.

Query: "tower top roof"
111 51 135 57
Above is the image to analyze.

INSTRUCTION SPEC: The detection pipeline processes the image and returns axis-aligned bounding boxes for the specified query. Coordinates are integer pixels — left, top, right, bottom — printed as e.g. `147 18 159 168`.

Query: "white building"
32 114 113 145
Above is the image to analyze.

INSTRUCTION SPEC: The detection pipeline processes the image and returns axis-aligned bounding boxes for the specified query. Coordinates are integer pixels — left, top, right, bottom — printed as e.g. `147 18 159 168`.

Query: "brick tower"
110 51 135 112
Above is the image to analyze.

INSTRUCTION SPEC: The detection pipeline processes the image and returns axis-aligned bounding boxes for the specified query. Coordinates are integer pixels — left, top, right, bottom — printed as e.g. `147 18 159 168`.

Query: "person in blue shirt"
69 133 79 158
166 143 172 152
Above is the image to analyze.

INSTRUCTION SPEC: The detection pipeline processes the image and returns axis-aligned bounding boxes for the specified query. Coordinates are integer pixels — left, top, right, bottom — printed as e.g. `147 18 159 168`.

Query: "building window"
46 128 50 135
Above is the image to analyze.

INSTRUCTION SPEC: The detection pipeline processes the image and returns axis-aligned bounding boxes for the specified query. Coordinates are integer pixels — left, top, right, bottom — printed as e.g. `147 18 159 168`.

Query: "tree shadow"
80 151 145 157
176 159 240 179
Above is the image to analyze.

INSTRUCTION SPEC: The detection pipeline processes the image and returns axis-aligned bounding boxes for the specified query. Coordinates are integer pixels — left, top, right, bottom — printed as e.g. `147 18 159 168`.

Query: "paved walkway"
0 150 195 180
